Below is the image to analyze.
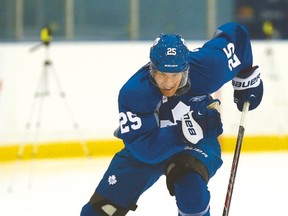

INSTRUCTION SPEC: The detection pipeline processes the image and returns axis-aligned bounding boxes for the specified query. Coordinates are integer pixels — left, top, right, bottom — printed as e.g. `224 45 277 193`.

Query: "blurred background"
0 0 287 162
1 0 288 41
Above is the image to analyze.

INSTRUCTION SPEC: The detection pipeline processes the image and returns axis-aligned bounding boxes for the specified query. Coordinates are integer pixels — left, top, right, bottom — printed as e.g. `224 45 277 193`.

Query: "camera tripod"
18 43 90 160
7 28 90 193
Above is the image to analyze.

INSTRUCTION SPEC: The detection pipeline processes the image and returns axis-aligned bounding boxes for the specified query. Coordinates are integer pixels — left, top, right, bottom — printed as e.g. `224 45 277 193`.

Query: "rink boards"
1 136 287 162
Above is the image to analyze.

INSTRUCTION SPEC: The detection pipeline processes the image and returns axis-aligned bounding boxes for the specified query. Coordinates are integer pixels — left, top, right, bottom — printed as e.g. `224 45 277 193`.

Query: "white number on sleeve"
119 111 142 134
223 43 241 71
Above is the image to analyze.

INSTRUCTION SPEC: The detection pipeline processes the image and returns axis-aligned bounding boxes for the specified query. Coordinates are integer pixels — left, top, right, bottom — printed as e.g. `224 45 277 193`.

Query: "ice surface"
0 152 287 216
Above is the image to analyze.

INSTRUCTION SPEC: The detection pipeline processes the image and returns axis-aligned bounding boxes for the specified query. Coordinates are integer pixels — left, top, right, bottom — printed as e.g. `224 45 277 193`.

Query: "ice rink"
1 152 287 216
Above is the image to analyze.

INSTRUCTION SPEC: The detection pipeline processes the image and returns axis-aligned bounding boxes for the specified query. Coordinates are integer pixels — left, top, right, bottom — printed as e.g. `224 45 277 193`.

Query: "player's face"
153 71 183 97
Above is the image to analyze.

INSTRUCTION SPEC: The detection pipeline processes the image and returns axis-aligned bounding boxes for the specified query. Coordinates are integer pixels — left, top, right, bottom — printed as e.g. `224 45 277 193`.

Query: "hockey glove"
233 66 263 111
180 99 223 145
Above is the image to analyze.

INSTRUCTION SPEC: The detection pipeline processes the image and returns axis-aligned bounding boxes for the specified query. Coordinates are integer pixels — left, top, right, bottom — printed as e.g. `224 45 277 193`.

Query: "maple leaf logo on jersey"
108 175 117 185
160 101 190 128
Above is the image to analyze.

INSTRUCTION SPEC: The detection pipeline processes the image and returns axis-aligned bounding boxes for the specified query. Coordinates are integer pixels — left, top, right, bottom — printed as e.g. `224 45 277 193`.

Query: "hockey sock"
174 172 210 215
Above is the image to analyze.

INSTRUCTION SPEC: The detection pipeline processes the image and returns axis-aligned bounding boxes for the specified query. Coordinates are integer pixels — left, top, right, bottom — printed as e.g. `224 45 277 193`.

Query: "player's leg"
165 154 211 215
81 196 133 216
81 202 101 216
80 148 165 216
174 171 210 216
165 137 222 215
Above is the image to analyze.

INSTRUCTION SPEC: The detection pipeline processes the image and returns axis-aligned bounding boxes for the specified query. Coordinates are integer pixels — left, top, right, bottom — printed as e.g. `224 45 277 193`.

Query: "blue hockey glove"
180 99 223 145
233 66 263 111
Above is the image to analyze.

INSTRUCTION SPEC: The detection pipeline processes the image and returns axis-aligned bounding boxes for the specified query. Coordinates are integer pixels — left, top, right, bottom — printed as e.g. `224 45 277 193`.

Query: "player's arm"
113 86 187 164
188 22 256 95
215 22 263 111
201 22 253 79
204 22 263 111
116 92 223 165
115 106 185 164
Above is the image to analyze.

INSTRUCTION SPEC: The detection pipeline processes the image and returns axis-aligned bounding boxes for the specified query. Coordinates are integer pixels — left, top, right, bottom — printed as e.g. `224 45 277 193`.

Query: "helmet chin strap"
175 79 191 96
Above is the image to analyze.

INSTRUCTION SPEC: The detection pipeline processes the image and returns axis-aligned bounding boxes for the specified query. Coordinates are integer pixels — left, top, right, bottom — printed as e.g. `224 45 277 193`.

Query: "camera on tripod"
30 25 53 52
40 26 53 46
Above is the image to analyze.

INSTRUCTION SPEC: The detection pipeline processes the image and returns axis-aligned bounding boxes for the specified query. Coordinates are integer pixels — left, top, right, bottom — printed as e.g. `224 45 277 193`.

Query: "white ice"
0 152 287 216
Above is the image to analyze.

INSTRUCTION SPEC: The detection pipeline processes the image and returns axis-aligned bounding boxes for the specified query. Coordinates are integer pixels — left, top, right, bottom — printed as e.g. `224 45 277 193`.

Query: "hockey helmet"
149 34 189 73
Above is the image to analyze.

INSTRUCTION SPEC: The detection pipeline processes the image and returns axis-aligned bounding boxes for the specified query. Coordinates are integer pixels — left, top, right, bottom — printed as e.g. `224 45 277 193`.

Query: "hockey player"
80 22 263 216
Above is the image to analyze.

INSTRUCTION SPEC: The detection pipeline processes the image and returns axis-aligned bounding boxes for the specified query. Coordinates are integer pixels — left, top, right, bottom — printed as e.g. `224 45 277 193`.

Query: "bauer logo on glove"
232 69 261 90
233 66 264 111
182 112 204 144
180 99 223 145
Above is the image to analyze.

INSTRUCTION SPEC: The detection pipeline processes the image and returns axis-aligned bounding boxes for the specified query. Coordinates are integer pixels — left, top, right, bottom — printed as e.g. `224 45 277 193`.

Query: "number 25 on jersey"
223 43 241 71
119 111 142 134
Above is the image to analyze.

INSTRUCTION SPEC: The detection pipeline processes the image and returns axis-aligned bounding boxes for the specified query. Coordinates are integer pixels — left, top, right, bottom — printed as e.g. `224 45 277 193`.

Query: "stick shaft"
222 102 250 216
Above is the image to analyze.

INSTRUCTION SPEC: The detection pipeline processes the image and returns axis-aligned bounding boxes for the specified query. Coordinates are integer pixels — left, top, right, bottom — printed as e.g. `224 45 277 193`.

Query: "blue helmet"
149 34 189 73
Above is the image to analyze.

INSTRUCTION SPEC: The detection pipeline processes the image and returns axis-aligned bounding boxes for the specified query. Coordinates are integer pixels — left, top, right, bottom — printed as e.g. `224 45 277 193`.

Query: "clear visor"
149 66 189 89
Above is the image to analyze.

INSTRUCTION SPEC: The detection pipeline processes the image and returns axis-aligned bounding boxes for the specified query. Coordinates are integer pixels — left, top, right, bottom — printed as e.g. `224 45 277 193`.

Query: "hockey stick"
222 101 250 216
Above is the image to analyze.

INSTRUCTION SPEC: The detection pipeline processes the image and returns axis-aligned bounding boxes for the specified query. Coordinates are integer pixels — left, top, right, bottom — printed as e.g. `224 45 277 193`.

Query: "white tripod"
7 37 90 193
20 43 90 159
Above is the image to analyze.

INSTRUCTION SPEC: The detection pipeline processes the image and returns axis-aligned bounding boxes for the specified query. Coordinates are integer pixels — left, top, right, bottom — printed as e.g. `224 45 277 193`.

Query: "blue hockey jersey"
115 22 253 164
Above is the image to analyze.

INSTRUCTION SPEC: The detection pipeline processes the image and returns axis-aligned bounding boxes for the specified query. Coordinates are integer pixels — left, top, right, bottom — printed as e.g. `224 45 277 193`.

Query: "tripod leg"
27 65 49 189
48 62 90 158
8 65 48 192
